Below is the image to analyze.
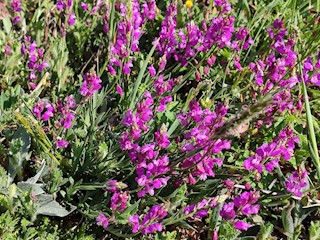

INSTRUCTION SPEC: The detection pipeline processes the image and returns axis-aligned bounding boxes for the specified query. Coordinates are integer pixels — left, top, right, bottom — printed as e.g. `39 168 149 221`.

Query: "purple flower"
149 64 156 77
142 0 157 21
155 127 170 149
128 205 167 234
123 61 133 75
110 191 129 212
304 57 313 73
12 0 22 12
56 0 65 11
157 96 172 112
62 113 74 129
220 202 236 220
207 55 216 67
80 72 102 96
183 198 216 220
56 140 69 148
96 212 109 229
122 110 135 126
142 223 162 234
12 16 20 24
32 101 44 118
128 214 140 233
234 56 242 70
33 100 54 121
106 180 119 192
81 2 88 11
285 170 308 197
244 127 298 173
42 102 54 121
243 156 263 173
116 84 123 96
108 64 116 75
234 221 252 231
68 13 76 26
66 0 73 7
4 45 11 55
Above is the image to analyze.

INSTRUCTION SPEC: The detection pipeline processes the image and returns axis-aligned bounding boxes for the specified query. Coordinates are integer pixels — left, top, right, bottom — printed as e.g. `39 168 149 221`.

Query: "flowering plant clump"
1 0 320 239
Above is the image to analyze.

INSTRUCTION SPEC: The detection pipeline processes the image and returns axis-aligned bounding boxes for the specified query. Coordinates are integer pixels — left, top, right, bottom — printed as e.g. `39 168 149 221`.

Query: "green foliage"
309 221 320 240
1 0 320 238
218 221 241 240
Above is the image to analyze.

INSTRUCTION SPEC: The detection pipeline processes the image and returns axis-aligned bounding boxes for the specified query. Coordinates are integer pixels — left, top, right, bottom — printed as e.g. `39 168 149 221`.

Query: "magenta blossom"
234 221 252 231
4 45 11 55
116 84 124 96
285 169 308 197
80 72 102 96
96 212 109 229
128 205 167 234
220 202 236 220
12 0 22 12
81 2 88 11
56 140 69 148
33 100 55 121
68 13 76 26
110 191 129 212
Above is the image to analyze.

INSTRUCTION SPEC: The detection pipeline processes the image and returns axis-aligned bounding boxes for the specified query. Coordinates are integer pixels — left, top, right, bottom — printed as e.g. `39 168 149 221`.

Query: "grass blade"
302 78 320 179
129 39 159 110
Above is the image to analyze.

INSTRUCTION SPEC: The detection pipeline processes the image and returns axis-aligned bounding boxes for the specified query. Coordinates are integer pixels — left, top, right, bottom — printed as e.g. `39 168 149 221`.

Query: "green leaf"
8 127 31 181
168 183 187 208
17 182 45 196
129 39 159 110
282 202 294 237
309 221 320 240
257 222 274 240
3 17 12 34
0 165 8 189
26 162 46 184
35 194 76 217
302 79 320 178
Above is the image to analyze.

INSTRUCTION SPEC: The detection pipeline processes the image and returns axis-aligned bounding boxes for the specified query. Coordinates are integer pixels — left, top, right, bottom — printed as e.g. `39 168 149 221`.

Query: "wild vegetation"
1 0 320 239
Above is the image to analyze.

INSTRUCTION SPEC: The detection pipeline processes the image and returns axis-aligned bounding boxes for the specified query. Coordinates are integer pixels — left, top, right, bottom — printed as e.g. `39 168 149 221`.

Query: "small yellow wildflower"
186 0 193 8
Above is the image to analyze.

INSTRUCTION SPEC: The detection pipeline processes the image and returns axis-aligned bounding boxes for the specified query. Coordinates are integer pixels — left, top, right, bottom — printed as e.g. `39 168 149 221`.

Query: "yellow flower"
186 0 193 8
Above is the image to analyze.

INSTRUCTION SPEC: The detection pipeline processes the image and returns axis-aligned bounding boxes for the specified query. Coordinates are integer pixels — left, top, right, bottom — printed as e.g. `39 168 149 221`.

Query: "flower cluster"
156 0 253 67
110 191 129 212
108 0 156 76
250 19 302 126
56 95 76 129
303 55 320 86
79 71 102 97
220 191 260 230
96 212 109 229
285 169 308 197
252 19 297 88
128 205 167 234
21 36 49 88
183 197 217 220
177 100 231 183
119 92 172 197
120 92 154 144
54 95 77 148
142 0 157 21
55 0 76 33
33 95 78 148
135 154 170 197
33 99 54 121
244 127 299 173
11 0 22 24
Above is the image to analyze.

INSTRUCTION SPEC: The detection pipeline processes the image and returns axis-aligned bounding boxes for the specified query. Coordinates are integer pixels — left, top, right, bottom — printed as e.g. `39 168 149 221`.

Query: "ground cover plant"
1 0 320 239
